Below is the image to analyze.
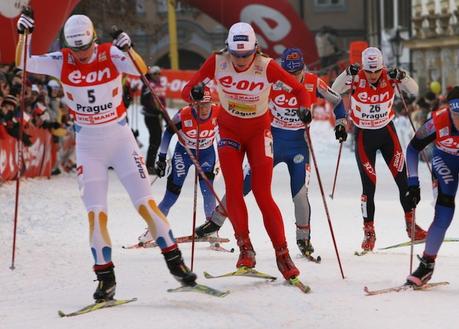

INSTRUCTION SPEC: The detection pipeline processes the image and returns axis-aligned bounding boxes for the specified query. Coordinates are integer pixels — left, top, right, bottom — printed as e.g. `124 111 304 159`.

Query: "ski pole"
190 107 201 271
409 209 416 274
11 27 30 270
111 26 228 218
394 82 432 175
329 142 343 199
305 127 345 279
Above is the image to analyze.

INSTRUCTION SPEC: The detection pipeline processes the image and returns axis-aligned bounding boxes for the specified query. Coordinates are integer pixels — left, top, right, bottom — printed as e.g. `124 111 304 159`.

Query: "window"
383 0 394 30
314 0 346 12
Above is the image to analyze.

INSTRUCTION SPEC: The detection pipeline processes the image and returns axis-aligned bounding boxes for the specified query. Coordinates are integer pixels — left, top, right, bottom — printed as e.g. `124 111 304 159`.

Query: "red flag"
187 0 318 64
0 0 80 64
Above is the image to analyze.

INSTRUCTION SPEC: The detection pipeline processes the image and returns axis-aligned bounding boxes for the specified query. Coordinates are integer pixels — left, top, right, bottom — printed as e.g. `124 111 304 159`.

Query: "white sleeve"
331 70 352 95
398 74 419 97
17 36 62 78
110 46 141 76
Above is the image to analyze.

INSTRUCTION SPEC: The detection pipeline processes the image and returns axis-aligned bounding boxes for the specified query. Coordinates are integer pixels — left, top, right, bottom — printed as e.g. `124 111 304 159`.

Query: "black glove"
190 83 205 101
17 7 34 34
334 119 347 142
405 186 421 209
388 68 406 80
297 107 312 124
155 154 167 178
346 63 360 76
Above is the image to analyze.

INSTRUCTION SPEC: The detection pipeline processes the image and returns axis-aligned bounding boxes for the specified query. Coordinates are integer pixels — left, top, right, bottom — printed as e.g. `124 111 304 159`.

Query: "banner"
187 0 318 64
0 0 80 64
0 126 54 181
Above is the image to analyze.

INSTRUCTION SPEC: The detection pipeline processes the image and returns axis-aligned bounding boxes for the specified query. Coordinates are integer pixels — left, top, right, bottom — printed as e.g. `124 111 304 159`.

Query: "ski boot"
235 236 256 268
406 255 435 287
163 247 197 286
195 220 221 238
297 239 314 257
138 228 153 244
275 244 300 280
405 216 427 241
361 222 376 251
93 263 116 302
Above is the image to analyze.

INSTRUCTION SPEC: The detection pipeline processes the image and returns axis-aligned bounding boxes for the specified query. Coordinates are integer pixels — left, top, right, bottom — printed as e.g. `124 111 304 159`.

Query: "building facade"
405 0 459 94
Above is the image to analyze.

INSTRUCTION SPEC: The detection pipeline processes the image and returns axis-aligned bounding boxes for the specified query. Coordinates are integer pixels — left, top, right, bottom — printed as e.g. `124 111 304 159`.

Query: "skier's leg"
355 127 378 250
158 145 191 216
380 123 427 239
197 147 216 219
113 129 196 285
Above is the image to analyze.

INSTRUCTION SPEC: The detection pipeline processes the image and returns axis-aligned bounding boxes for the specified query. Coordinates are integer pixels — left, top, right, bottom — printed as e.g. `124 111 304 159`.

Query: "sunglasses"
69 42 93 53
229 49 256 58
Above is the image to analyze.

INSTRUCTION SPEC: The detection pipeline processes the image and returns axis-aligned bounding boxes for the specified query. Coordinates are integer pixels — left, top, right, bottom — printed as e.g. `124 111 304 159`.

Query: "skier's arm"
158 112 181 156
331 70 352 95
266 60 311 108
111 46 148 76
406 118 436 184
316 77 346 119
15 35 62 78
181 54 216 103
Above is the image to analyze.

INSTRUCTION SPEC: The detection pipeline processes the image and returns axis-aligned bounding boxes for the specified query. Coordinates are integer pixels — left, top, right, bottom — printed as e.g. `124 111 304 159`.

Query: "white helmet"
362 47 383 72
64 15 95 48
226 22 257 53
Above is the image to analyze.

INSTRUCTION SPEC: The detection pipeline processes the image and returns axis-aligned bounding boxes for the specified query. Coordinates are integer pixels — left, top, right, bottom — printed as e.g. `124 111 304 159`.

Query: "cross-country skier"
406 86 459 286
194 48 347 258
138 87 219 242
332 47 427 251
181 23 312 281
16 10 196 302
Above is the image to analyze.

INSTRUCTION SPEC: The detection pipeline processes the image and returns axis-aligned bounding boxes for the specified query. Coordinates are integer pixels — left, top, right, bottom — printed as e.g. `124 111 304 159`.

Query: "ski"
379 237 459 250
208 243 235 253
203 266 277 281
354 250 374 256
303 254 321 263
122 236 230 249
364 281 449 296
289 277 311 294
167 283 229 297
58 298 137 317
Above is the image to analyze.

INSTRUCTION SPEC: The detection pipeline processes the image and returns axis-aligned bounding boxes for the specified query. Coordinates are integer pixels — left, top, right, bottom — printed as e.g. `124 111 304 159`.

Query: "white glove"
113 32 131 51
17 14 35 34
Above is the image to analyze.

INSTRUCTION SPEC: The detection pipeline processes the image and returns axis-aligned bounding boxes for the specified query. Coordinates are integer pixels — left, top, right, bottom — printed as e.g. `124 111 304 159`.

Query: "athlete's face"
289 69 304 82
364 69 382 84
70 42 96 64
229 50 256 71
196 102 211 120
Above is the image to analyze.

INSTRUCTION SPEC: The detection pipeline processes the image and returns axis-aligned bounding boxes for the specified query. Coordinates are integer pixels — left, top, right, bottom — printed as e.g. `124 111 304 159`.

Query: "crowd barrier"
0 126 54 181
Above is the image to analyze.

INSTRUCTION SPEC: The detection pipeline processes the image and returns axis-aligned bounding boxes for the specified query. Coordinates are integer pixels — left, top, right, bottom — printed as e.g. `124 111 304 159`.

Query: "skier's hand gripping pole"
111 26 228 220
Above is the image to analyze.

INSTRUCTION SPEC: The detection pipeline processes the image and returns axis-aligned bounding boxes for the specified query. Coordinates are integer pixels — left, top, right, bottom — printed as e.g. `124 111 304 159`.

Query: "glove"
190 83 205 101
112 30 131 51
388 68 406 80
297 107 312 124
334 118 347 142
155 154 167 178
346 63 360 76
17 7 34 34
405 185 421 209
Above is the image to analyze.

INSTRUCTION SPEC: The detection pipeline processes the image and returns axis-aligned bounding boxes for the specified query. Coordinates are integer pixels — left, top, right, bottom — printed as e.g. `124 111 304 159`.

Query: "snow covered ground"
1 120 458 329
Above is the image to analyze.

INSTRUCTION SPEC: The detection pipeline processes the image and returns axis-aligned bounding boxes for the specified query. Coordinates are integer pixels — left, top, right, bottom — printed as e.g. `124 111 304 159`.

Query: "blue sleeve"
406 118 436 186
159 112 180 156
